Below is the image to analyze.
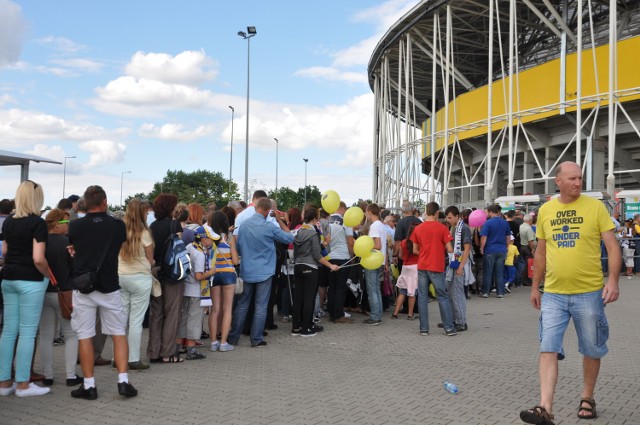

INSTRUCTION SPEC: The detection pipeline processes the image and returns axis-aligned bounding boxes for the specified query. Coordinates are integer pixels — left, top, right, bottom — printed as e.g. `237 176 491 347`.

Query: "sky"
0 0 419 208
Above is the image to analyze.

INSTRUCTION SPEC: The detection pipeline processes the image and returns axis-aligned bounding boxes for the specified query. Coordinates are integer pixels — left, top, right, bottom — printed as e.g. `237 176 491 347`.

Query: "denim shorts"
539 289 609 360
211 271 237 287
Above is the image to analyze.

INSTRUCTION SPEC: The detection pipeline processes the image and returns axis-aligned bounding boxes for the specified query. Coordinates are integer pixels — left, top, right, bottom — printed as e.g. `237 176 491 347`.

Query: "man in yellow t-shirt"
520 162 621 425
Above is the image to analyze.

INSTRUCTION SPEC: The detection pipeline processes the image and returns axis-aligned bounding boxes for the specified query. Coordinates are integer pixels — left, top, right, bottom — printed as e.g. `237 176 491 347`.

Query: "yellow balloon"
361 250 384 270
391 263 400 280
321 190 340 214
343 206 364 227
353 235 374 258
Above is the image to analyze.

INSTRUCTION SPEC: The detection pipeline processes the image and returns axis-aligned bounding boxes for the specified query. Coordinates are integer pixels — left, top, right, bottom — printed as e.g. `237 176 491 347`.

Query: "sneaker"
313 316 321 323
219 343 235 352
505 283 512 293
362 319 382 326
445 329 458 336
437 323 444 328
497 294 504 299
266 323 278 330
317 309 327 317
282 315 291 323
210 341 220 352
66 375 83 386
15 382 50 397
251 341 267 347
482 293 489 298
117 382 138 397
343 312 352 318
312 324 324 332
128 361 149 371
186 350 206 360
0 383 16 396
200 331 210 340
43 378 54 386
291 328 302 336
301 328 317 337
455 323 468 332
71 384 98 400
53 337 65 346
420 331 429 336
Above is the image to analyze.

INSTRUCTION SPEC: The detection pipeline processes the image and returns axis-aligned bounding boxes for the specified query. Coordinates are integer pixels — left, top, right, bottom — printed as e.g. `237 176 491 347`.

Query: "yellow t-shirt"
505 244 519 266
536 195 614 294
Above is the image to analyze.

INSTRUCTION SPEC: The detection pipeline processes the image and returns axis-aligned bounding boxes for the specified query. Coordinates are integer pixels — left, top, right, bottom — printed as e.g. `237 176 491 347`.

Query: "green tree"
148 169 239 206
267 185 322 211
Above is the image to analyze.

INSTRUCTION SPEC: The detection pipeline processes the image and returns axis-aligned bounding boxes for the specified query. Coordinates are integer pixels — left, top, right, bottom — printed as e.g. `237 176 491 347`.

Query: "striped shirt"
215 240 235 273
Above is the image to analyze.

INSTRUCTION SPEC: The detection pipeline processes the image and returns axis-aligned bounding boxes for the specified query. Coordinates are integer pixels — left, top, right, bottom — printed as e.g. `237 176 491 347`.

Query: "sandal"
159 356 184 364
407 315 415 320
577 398 597 420
520 405 555 425
391 314 398 319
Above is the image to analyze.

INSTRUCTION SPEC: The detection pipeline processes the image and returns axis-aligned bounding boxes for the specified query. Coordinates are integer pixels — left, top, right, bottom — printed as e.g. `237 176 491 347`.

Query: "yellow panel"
422 36 640 159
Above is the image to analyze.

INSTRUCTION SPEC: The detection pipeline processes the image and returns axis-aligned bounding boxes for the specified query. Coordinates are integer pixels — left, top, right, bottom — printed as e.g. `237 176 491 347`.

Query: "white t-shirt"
232 205 278 236
369 220 388 261
328 215 353 260
184 244 207 298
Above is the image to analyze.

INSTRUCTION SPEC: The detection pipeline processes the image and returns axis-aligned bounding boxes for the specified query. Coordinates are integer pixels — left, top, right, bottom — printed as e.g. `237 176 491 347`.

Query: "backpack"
161 220 192 281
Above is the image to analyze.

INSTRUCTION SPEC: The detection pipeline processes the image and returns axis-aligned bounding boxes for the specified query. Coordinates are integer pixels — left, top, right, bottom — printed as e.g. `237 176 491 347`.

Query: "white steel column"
485 0 495 203
507 0 515 196
606 0 616 197
576 0 583 165
430 13 438 203
442 5 452 206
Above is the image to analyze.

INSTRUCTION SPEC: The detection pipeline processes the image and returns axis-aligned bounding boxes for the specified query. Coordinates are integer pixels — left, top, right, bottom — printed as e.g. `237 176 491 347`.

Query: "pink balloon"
469 209 487 227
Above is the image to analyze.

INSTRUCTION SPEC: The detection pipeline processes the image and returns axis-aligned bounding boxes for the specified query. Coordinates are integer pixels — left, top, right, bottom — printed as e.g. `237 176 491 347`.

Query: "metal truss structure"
368 0 640 209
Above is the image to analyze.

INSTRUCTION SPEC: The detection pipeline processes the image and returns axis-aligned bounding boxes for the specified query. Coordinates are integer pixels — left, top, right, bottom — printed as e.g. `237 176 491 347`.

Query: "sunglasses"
58 220 70 224
25 180 39 189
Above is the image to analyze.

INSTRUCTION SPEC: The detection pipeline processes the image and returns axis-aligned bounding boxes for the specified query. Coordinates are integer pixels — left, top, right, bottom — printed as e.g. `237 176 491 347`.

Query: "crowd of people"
0 163 628 424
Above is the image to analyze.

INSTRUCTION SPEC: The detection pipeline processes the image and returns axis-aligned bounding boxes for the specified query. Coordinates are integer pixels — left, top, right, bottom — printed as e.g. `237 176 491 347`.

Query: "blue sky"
0 0 418 207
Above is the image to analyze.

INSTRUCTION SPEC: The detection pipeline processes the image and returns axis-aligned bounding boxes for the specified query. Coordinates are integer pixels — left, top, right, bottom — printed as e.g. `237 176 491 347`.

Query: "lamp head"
229 105 234 111
247 26 257 35
303 158 308 163
237 31 247 38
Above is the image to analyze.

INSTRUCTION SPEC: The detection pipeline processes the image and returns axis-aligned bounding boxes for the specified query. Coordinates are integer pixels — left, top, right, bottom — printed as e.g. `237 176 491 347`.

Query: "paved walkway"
2 278 639 425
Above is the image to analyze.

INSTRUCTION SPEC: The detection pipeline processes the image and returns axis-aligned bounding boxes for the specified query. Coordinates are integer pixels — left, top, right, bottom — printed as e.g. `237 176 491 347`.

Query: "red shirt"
400 239 419 266
410 221 452 272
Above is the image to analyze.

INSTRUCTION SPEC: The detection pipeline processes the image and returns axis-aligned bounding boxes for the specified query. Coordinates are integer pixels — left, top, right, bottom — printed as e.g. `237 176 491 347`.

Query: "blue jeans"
0 279 47 382
363 266 383 321
515 254 526 286
228 277 272 346
417 270 454 332
539 290 608 360
482 251 506 295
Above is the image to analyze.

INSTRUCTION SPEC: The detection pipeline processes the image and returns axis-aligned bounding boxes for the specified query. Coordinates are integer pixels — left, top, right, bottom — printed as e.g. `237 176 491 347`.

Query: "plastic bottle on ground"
443 381 459 394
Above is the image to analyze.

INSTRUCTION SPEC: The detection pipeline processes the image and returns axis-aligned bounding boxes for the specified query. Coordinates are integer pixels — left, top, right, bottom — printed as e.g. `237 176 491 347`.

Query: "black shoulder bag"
70 220 115 294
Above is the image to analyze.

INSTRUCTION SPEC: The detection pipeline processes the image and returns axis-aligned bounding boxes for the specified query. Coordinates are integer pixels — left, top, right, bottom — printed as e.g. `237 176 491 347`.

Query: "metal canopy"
0 150 62 181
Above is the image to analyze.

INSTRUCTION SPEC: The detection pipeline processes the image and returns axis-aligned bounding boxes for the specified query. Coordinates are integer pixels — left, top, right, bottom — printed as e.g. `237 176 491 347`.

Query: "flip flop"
159 356 184 364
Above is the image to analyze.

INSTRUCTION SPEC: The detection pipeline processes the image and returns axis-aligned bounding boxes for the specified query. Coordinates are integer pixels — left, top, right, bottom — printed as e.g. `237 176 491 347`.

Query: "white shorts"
71 290 127 340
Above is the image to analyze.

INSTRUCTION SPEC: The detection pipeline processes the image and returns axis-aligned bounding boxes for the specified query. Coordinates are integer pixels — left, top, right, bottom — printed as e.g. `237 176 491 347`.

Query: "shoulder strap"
96 218 116 271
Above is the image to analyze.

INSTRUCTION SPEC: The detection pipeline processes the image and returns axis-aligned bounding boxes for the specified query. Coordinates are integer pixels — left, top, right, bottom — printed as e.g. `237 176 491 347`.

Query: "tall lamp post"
62 155 76 198
228 105 235 198
274 138 279 195
120 171 131 207
238 26 257 203
303 158 308 204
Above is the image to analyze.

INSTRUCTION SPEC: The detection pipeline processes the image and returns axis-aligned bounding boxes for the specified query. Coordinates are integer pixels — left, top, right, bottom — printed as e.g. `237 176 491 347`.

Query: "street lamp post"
238 26 257 203
62 155 76 198
120 171 131 207
303 158 308 204
228 105 234 198
274 138 279 195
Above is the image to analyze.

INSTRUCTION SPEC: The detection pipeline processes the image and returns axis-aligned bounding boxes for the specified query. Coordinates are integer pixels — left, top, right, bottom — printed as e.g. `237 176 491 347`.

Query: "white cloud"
0 93 15 107
50 58 104 73
79 140 126 167
139 122 215 141
0 0 27 67
36 36 86 54
223 93 374 168
294 66 367 84
0 108 112 146
125 50 218 86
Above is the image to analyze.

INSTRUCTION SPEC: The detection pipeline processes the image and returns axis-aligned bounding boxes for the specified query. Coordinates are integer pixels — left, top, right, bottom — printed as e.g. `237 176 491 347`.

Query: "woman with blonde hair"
39 208 82 387
0 180 51 397
118 198 154 370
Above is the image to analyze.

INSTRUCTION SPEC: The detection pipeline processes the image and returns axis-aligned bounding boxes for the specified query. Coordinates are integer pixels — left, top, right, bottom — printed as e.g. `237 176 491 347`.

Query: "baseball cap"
194 225 220 241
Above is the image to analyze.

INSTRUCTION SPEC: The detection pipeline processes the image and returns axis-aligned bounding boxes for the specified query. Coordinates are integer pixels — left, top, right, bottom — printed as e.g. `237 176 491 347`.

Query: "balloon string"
336 256 358 269
338 263 361 269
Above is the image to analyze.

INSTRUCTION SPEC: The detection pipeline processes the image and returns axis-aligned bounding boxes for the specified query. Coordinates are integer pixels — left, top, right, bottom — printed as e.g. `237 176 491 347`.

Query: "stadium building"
368 0 640 209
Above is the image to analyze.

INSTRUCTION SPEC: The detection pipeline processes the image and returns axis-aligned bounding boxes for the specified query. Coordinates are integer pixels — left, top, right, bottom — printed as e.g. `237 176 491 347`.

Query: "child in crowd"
504 235 519 293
